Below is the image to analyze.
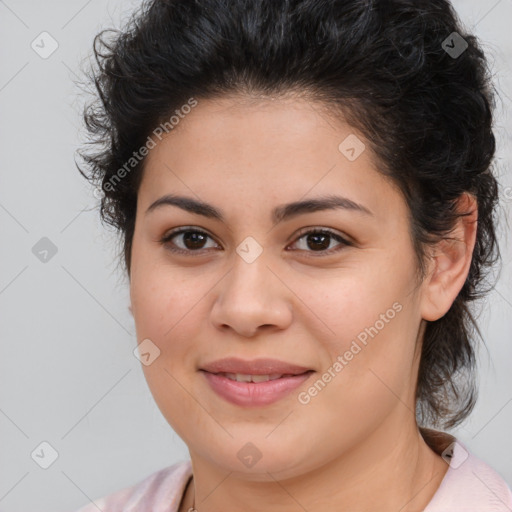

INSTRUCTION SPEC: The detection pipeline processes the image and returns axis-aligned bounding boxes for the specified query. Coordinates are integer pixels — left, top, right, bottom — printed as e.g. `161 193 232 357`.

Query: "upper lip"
200 357 312 375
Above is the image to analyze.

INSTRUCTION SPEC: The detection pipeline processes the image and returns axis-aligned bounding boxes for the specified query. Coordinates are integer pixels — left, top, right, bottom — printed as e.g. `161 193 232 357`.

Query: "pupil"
184 231 206 249
308 233 329 251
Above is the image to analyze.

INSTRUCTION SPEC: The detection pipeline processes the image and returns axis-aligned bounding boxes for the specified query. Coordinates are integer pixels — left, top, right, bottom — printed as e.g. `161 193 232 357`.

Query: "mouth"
199 358 315 406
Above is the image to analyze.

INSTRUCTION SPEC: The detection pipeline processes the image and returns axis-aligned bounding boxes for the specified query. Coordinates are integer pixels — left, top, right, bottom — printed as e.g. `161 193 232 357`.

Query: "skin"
128 94 478 512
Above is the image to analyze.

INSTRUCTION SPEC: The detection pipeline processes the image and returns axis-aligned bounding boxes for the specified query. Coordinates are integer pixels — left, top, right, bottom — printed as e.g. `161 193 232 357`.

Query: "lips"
199 357 314 406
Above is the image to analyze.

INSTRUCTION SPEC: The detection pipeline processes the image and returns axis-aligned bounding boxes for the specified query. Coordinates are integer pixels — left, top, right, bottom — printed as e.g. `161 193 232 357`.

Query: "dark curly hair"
76 0 501 430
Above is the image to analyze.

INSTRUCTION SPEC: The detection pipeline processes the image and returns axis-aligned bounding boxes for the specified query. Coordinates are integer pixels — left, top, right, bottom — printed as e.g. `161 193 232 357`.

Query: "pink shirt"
72 430 512 511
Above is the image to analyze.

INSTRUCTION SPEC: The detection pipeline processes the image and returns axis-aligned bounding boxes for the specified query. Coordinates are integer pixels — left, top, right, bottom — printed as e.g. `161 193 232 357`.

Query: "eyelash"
159 226 352 257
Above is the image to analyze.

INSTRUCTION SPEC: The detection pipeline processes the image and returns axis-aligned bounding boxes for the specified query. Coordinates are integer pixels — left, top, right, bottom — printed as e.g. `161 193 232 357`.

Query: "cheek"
130 262 215 393
130 247 198 338
292 263 406 341
130 265 208 437
290 256 419 387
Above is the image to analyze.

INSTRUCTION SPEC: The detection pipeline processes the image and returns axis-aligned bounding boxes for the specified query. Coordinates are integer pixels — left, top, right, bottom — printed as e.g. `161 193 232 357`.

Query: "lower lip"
201 370 314 407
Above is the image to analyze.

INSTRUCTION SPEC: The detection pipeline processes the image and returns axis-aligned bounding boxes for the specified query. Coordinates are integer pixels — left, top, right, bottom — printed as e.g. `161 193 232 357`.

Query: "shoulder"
71 459 193 512
424 435 512 512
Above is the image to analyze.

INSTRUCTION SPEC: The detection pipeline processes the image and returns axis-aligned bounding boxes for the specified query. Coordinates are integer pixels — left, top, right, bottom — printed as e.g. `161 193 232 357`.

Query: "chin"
192 436 314 480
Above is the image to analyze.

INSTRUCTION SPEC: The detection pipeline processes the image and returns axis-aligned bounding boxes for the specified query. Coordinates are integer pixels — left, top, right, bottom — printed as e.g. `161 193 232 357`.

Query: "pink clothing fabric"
72 430 512 511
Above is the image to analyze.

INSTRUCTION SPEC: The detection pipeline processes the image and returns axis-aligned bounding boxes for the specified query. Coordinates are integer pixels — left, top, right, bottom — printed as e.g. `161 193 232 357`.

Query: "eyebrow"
145 193 373 225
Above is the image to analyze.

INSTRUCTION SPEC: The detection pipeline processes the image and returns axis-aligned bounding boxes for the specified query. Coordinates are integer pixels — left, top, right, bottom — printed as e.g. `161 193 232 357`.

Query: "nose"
209 253 293 338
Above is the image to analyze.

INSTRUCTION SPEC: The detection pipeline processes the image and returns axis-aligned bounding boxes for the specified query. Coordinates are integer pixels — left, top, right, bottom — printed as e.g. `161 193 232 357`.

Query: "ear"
420 193 478 322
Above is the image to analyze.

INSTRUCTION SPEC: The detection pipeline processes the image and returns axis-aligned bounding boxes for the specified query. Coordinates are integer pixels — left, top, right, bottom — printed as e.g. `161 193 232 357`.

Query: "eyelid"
291 226 353 245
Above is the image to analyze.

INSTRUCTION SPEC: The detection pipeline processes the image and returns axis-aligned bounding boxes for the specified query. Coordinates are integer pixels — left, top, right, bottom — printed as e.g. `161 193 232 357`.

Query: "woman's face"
129 95 430 478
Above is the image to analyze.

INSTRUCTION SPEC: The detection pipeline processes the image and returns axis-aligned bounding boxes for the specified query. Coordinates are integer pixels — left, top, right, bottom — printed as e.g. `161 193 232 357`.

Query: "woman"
74 0 512 510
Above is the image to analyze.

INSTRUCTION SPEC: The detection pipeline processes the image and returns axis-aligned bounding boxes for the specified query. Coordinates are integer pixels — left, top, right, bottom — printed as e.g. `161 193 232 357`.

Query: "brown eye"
288 228 351 256
160 228 220 254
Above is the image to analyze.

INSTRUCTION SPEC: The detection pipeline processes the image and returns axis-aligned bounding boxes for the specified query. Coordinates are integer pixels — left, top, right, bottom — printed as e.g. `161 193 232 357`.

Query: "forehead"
138 95 405 224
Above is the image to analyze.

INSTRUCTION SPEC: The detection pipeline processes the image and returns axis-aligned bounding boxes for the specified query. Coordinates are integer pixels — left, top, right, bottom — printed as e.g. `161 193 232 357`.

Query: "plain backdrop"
0 1 511 511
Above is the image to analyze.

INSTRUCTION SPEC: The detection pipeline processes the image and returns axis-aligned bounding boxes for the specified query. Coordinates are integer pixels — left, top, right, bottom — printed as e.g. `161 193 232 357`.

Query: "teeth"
223 373 285 382
250 374 271 383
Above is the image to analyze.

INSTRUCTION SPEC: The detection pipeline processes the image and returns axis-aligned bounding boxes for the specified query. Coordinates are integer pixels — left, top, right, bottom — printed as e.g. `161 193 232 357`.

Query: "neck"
180 417 450 512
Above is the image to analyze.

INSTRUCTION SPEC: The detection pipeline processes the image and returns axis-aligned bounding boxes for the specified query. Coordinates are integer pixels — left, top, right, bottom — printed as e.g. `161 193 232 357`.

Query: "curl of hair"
76 0 501 430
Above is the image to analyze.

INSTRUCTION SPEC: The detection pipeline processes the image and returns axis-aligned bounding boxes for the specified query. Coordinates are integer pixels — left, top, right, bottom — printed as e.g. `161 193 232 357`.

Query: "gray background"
0 1 511 511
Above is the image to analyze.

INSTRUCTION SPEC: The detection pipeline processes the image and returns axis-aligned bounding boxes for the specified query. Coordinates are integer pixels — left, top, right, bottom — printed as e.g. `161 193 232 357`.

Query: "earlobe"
420 193 478 322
